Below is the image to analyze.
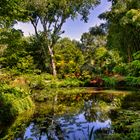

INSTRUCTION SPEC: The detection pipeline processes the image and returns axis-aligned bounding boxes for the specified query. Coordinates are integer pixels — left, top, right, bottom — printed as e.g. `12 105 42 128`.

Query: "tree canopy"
24 0 100 76
0 0 27 28
101 0 140 62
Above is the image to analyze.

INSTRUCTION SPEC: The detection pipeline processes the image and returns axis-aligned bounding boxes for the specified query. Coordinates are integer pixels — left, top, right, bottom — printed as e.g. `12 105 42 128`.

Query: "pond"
0 88 140 140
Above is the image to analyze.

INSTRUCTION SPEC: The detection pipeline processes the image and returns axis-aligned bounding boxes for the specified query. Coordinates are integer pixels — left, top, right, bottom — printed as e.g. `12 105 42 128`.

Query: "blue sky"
14 0 111 41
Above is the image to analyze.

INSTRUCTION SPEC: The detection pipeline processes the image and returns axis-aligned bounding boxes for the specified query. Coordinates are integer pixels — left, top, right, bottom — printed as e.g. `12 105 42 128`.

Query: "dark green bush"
127 60 140 77
0 84 34 123
125 76 140 87
113 63 127 75
102 76 118 87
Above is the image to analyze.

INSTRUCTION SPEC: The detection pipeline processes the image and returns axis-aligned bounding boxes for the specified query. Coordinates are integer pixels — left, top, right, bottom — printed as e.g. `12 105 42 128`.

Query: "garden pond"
0 88 140 140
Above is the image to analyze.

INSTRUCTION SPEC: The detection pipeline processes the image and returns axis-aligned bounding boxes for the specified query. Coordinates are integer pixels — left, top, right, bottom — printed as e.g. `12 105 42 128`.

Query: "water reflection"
58 113 111 140
0 88 138 140
23 98 112 140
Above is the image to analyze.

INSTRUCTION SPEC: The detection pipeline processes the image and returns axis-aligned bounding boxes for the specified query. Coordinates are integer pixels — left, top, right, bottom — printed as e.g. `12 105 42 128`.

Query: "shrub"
127 60 140 77
125 76 140 87
58 78 84 87
0 84 34 123
102 77 118 88
25 73 54 90
44 78 84 88
113 63 127 75
1 109 34 140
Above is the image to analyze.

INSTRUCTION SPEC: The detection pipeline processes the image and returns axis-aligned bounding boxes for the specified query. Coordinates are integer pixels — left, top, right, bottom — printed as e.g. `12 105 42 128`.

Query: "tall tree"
80 24 107 71
25 0 100 76
54 38 84 77
101 0 140 62
0 0 27 28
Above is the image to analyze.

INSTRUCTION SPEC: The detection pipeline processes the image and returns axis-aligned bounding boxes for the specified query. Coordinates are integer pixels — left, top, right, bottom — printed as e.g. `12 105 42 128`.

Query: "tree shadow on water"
108 90 140 140
121 90 140 110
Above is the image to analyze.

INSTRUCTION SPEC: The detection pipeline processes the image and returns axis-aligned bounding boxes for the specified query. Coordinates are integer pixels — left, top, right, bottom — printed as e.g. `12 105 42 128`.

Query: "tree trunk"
48 45 57 77
127 47 131 63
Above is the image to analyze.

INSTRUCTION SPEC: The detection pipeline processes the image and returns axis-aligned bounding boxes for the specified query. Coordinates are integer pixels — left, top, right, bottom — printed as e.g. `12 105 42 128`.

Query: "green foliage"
127 60 140 76
0 30 37 74
42 78 84 88
102 76 118 87
102 0 140 62
26 74 85 93
113 51 140 77
81 24 107 48
24 0 100 76
26 0 100 27
55 38 84 77
80 24 108 75
126 51 140 76
25 73 53 90
113 63 127 75
57 78 84 87
109 110 140 140
23 35 52 72
133 51 140 60
125 76 140 87
1 111 34 140
1 0 140 139
121 9 140 27
0 83 27 97
80 70 92 81
80 23 123 76
0 0 28 28
0 83 34 123
93 48 122 75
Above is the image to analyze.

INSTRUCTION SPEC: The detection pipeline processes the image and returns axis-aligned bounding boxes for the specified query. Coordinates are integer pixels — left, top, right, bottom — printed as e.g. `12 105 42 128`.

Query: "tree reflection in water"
23 94 112 140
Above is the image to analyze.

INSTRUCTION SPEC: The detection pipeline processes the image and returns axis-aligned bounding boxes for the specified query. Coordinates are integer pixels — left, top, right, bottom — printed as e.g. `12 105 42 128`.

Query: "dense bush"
54 38 84 78
127 60 140 77
125 76 140 87
25 73 54 90
0 109 34 140
56 78 84 88
113 52 140 77
102 76 118 88
0 84 34 123
113 63 127 75
25 73 84 89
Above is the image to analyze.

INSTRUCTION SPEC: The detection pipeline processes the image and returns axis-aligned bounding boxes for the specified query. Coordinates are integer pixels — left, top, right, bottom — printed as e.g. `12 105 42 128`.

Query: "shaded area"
108 90 140 140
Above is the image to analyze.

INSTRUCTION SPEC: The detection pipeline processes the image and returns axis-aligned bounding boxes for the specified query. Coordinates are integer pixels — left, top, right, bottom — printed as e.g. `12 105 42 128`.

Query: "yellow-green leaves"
121 9 140 27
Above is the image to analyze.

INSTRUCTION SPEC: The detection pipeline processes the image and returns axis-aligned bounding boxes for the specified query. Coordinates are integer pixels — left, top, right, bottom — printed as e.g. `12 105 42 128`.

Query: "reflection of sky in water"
24 112 111 140
24 123 48 140
58 113 111 140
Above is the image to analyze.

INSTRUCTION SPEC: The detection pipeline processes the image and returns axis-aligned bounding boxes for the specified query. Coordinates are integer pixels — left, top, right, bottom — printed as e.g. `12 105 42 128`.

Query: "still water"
0 88 140 140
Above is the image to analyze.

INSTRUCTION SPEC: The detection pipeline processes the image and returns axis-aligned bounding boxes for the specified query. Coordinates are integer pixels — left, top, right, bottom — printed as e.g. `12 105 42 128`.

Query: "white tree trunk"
48 45 57 76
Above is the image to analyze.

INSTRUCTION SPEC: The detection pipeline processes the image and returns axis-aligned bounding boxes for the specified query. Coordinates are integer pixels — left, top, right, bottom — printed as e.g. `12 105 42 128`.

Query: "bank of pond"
0 81 140 140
